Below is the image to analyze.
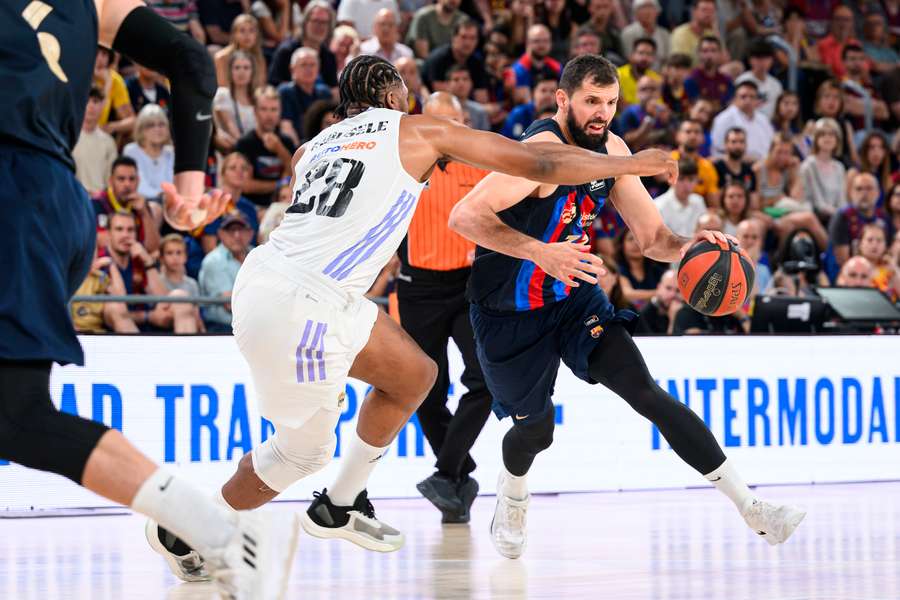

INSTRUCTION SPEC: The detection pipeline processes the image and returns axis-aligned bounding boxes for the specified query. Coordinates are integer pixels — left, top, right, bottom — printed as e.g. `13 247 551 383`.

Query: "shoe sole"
299 511 404 553
144 519 211 583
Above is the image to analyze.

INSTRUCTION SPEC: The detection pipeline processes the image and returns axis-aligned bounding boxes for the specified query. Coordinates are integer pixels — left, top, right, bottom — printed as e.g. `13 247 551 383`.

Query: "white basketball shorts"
231 243 378 428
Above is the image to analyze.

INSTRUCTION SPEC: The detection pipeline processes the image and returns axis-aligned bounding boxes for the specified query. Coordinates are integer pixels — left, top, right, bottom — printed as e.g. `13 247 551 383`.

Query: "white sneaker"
206 511 300 600
740 498 806 545
299 489 404 553
490 473 529 559
145 518 211 582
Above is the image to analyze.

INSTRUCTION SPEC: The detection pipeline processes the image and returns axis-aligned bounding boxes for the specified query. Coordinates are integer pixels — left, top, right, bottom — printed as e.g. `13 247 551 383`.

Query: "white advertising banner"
1 335 899 510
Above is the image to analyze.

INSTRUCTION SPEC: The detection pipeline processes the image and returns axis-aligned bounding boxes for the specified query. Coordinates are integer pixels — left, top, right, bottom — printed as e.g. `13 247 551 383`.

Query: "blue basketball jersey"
467 118 617 312
0 0 98 170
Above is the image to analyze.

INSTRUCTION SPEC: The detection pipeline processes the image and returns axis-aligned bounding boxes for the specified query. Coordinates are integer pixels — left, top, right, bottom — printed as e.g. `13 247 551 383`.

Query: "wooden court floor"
2 481 898 600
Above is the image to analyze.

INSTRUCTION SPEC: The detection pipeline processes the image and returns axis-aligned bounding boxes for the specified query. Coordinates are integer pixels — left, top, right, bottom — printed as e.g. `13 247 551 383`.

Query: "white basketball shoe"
740 498 806 545
147 511 299 600
490 472 530 559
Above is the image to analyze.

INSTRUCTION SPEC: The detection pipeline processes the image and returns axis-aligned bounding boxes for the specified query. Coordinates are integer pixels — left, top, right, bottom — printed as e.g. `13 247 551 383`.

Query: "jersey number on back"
288 157 365 218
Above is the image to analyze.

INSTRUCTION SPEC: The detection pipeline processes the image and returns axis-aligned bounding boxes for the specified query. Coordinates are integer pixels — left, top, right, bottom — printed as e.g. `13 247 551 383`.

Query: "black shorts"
0 146 96 366
470 284 636 425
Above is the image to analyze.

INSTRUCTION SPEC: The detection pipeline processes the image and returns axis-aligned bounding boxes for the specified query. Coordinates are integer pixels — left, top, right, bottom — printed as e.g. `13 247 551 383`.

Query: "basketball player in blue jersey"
450 55 806 558
0 1 302 597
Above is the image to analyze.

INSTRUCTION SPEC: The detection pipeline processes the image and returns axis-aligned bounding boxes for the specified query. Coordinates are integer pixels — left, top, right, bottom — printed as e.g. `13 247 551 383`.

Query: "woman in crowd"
799 118 847 225
720 182 753 237
755 133 830 249
804 80 857 167
771 91 809 157
122 104 174 200
214 14 267 90
213 51 258 154
847 131 895 206
614 229 667 309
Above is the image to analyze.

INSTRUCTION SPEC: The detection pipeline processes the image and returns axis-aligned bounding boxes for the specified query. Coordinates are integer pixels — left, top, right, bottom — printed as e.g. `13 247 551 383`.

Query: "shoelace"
179 553 207 577
358 497 377 519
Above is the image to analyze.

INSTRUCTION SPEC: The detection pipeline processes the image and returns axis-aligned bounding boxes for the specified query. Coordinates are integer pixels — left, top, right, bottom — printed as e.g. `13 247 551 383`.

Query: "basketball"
677 238 755 316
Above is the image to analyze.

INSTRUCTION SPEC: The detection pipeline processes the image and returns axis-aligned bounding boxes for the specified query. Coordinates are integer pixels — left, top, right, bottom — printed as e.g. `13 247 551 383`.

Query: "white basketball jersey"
268 108 426 296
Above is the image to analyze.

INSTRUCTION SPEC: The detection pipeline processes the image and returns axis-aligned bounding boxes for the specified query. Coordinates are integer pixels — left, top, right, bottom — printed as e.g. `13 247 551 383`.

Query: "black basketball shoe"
299 489 403 552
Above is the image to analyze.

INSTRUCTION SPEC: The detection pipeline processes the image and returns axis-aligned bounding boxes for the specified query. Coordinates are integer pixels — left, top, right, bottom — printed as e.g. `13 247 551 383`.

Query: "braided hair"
336 55 404 118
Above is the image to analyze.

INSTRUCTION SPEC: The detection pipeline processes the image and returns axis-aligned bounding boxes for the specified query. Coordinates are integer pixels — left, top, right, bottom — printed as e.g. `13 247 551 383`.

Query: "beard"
727 149 743 161
566 109 609 150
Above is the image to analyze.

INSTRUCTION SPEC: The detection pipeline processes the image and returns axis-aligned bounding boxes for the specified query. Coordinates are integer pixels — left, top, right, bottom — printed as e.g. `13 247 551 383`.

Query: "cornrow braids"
336 55 404 118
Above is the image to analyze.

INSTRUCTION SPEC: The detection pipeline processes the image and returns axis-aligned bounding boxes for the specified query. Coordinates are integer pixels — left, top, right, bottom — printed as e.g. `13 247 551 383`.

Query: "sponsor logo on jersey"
311 120 389 150
311 140 378 161
589 179 606 193
584 315 599 327
580 211 598 228
561 203 577 224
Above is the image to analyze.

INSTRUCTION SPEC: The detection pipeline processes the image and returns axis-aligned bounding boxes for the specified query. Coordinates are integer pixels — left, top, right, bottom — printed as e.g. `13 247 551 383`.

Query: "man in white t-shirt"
359 8 414 63
734 39 783 120
654 158 708 237
337 0 399 39
73 88 118 195
710 80 775 160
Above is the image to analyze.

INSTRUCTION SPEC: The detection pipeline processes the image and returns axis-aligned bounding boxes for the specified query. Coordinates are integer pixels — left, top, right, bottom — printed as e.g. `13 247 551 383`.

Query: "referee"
398 92 492 524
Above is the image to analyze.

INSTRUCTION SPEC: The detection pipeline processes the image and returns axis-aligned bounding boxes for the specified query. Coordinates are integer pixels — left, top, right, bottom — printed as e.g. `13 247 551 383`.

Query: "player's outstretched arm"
96 0 228 230
414 115 678 185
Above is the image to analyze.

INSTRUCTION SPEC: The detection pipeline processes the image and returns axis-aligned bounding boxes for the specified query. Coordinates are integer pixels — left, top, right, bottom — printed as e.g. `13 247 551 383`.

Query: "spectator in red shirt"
816 4 860 79
685 36 734 113
92 156 162 254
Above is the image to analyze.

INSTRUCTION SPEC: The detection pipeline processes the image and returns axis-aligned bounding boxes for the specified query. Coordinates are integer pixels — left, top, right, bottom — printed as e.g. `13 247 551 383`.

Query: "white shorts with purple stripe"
231 244 378 429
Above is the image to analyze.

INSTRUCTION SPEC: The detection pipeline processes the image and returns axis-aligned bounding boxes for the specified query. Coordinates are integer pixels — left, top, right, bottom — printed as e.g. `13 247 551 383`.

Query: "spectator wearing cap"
502 76 559 139
828 172 889 268
199 212 254 332
235 86 294 208
337 0 398 39
671 119 719 207
670 0 718 65
359 9 414 63
617 37 662 108
734 39 783 120
74 87 118 196
125 64 170 116
684 36 733 113
278 48 332 147
507 25 561 106
621 0 670 71
816 5 860 79
424 20 490 104
653 159 708 238
269 2 338 89
711 80 775 161
407 0 468 60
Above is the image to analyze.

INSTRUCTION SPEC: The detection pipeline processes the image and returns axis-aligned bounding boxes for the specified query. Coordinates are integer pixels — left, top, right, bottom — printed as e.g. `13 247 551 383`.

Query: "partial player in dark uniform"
0 1 297 597
450 55 806 559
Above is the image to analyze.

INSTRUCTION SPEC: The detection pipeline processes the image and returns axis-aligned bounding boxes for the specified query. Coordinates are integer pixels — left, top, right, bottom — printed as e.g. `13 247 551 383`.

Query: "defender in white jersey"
151 55 679 575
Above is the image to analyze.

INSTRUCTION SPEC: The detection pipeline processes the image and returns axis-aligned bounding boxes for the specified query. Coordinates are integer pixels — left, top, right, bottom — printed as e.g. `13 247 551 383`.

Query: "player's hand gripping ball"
677 238 755 316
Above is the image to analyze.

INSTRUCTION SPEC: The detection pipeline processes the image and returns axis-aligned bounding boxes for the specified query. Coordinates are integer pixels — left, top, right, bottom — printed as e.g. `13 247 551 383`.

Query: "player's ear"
384 83 408 113
556 88 569 111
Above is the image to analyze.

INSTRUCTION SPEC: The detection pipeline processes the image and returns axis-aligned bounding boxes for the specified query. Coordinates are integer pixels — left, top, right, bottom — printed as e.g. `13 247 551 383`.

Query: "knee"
253 432 336 492
515 411 555 453
400 353 438 403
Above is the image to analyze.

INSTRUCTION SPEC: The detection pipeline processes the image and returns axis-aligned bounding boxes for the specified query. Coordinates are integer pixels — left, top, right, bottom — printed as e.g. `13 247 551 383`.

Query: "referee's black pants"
396 268 492 482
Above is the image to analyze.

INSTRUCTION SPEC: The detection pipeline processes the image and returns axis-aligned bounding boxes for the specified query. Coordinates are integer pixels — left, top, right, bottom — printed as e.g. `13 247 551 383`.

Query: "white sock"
328 432 388 506
704 459 755 512
500 467 528 500
132 468 236 555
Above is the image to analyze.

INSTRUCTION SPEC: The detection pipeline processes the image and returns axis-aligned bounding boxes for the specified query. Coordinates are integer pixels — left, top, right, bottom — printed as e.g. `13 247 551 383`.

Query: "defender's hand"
161 181 230 231
533 241 606 287
632 149 678 184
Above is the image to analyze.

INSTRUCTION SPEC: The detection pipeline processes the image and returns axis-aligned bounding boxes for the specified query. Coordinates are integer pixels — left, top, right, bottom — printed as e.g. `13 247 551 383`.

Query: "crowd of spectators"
69 0 900 335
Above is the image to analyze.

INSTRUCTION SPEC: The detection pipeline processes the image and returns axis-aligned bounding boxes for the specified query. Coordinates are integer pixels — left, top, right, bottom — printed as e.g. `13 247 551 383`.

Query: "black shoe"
300 488 404 552
417 473 468 524
457 476 479 520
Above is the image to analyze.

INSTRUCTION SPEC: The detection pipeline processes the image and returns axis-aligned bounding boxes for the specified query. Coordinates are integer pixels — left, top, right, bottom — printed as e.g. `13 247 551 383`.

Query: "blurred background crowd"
70 0 900 335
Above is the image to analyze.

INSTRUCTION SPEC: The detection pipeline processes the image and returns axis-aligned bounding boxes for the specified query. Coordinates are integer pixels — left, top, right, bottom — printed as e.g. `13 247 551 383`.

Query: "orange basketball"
677 238 755 316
